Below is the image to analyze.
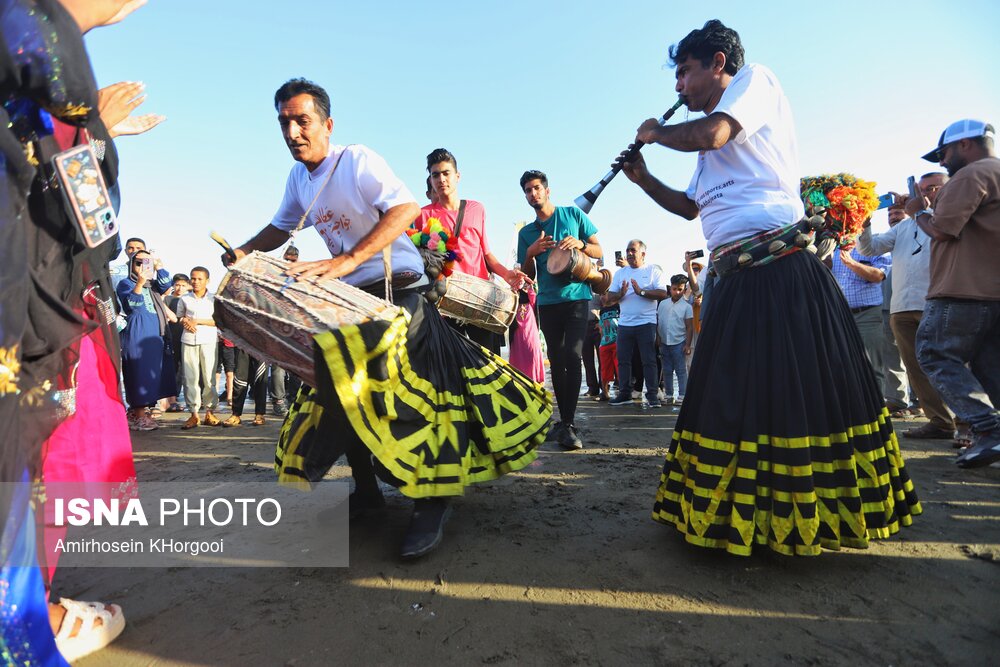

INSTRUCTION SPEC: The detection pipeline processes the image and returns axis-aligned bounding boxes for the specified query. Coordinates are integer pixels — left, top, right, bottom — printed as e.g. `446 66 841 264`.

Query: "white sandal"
54 598 126 663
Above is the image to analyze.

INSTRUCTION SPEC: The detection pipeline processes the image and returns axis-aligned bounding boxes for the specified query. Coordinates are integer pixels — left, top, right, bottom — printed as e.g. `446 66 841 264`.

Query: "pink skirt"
41 327 137 581
508 288 545 384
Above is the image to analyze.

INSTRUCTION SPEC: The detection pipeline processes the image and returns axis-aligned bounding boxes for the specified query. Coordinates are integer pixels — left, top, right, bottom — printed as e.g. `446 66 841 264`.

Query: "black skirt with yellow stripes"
652 250 922 556
276 293 551 499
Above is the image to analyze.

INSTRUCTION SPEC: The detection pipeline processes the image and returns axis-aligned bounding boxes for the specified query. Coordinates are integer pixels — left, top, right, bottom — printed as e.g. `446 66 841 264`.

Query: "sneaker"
400 498 453 559
545 421 565 442
955 430 1000 469
272 401 288 417
675 396 684 406
609 394 633 407
135 411 158 431
646 399 662 408
126 410 140 431
558 423 583 450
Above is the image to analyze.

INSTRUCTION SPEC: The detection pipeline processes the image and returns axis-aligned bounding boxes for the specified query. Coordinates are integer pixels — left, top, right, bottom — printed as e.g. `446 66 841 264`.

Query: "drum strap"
453 199 467 239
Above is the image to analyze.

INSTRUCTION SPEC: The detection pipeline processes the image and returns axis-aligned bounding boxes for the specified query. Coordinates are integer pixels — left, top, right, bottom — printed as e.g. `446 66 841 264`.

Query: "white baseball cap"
922 119 995 162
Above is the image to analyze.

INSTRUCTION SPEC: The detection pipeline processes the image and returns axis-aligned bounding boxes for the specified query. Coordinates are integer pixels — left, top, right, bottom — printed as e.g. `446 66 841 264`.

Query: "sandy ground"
60 396 999 667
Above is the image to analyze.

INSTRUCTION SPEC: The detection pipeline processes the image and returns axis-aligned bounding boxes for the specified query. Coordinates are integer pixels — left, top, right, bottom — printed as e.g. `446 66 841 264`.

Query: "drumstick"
210 231 237 264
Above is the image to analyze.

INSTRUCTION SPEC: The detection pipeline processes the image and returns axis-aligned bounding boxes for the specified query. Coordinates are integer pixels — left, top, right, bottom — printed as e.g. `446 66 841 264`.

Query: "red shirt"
417 200 491 279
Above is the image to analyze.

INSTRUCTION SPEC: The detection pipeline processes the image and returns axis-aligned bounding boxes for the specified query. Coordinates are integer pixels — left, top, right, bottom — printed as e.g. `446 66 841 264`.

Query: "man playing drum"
517 170 604 451
616 20 920 555
416 148 528 353
226 78 550 559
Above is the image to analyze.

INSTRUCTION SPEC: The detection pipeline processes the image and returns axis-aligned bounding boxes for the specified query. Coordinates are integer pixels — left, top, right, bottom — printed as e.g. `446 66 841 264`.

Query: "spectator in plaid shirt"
830 248 892 399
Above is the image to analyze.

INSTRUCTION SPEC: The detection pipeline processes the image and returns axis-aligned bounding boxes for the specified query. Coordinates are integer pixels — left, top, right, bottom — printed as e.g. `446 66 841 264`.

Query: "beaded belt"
709 215 825 279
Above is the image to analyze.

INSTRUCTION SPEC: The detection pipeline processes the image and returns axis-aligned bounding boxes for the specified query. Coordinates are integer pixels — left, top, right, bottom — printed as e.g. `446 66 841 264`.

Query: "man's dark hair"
171 273 190 283
425 175 433 194
669 19 744 76
274 78 331 121
426 148 457 172
520 170 548 190
919 171 947 180
125 237 145 248
670 273 689 286
190 266 210 279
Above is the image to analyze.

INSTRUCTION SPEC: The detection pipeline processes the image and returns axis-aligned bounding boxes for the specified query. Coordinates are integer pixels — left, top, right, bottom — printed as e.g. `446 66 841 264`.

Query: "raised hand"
528 230 556 258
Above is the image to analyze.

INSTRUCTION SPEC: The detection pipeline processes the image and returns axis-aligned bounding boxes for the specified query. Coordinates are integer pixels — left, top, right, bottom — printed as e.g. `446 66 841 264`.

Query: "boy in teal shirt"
517 170 604 450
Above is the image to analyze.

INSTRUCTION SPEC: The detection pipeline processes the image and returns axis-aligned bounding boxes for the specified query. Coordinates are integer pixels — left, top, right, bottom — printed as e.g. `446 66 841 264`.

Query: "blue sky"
85 1 1000 285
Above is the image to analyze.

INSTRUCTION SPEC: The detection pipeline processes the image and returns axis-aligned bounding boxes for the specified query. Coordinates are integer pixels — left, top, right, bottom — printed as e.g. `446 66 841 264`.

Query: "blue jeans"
616 324 658 401
916 298 1000 435
659 342 687 400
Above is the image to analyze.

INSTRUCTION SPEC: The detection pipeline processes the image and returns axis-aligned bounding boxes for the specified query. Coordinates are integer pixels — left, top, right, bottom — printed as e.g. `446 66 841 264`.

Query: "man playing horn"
617 20 920 556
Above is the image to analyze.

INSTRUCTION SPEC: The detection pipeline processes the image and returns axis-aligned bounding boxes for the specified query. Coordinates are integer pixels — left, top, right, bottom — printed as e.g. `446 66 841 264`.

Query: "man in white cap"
905 119 1000 467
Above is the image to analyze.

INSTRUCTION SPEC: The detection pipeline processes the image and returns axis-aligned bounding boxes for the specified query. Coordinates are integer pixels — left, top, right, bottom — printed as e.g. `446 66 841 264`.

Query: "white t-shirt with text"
685 64 804 250
270 144 423 288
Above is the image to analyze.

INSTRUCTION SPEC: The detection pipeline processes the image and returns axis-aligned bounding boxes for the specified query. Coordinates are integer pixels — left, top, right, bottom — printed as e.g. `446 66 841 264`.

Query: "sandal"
252 415 266 426
54 598 126 663
166 403 184 413
889 407 910 419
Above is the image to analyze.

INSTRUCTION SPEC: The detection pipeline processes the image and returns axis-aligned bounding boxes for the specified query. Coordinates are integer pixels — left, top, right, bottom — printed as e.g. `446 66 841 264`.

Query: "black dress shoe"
400 498 453 559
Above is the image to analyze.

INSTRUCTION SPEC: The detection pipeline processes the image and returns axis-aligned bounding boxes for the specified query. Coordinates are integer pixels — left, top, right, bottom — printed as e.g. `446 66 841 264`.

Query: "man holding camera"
857 174 957 441
906 119 1000 468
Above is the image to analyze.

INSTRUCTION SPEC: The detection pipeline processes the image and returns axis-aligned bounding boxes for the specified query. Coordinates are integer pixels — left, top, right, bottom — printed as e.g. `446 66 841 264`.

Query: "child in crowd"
597 302 620 401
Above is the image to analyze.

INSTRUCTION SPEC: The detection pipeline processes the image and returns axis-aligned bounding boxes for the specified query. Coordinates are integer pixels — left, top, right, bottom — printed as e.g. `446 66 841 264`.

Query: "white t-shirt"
270 144 423 288
610 264 666 326
656 297 693 346
177 291 218 346
685 64 804 251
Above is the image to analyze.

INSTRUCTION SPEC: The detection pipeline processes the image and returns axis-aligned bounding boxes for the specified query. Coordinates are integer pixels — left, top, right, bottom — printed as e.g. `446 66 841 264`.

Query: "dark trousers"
233 348 268 418
538 300 589 426
917 298 1000 435
583 320 601 393
616 324 659 401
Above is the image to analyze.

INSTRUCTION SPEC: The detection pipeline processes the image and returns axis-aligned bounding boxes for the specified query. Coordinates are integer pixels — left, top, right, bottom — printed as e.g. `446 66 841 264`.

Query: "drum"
214 252 401 387
546 247 612 294
436 273 517 334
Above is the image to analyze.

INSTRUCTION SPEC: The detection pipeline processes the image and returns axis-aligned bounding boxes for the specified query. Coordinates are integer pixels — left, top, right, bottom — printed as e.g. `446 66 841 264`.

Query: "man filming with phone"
857 174 958 443
904 119 1000 468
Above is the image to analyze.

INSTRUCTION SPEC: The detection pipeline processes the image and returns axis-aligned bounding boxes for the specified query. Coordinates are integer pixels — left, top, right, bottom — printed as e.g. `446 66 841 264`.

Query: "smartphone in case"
876 193 894 210
907 176 920 201
52 144 118 248
139 257 154 280
687 249 705 259
614 250 623 262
